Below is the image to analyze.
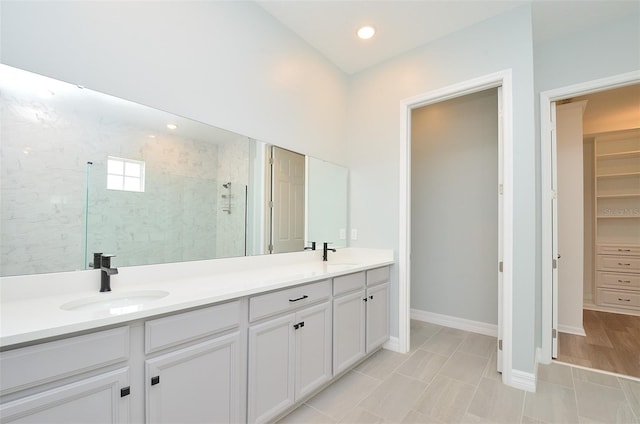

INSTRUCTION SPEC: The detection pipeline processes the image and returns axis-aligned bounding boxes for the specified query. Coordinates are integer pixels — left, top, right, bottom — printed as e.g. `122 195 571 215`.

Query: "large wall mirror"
0 64 348 277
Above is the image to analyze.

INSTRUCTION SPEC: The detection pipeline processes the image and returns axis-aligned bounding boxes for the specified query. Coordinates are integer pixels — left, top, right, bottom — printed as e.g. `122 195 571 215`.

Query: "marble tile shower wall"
215 137 250 258
0 91 249 276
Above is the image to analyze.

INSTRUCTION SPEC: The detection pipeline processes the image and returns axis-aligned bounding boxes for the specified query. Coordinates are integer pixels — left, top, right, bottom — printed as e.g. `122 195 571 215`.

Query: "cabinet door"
333 290 366 375
0 368 129 424
295 301 332 400
366 283 390 352
248 314 296 424
146 332 241 424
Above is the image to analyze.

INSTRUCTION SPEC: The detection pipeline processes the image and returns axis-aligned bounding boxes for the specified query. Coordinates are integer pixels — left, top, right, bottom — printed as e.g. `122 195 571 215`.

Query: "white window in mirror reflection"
107 157 145 192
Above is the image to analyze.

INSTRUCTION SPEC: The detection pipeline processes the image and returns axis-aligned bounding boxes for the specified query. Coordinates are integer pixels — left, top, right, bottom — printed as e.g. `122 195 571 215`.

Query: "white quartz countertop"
0 248 393 348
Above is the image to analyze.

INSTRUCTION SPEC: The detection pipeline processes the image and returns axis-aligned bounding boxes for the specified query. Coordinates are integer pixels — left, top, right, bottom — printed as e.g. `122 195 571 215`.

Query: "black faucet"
93 253 118 292
322 242 336 262
304 242 317 251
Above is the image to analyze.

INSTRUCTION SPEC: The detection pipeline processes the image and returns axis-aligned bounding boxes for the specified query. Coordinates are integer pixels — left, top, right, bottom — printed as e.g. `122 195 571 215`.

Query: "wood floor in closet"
557 309 640 378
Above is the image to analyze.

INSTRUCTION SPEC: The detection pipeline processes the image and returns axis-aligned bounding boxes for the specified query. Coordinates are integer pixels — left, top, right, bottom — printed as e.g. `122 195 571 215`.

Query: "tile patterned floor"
277 320 640 423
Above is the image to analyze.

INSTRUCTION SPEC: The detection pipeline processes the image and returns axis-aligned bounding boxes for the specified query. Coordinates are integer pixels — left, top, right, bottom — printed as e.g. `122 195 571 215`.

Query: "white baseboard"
411 308 498 337
557 324 586 337
510 368 537 392
583 304 640 317
383 336 400 353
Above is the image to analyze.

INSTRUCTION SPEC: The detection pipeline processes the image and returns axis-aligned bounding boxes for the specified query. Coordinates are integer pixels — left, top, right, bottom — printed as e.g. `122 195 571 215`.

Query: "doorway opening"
540 71 640 379
399 70 514 386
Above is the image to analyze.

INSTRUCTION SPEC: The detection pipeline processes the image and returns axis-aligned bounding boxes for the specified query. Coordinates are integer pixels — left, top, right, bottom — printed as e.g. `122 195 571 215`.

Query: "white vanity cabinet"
366 267 391 352
0 256 394 424
332 272 366 375
0 327 131 424
332 267 391 376
247 280 332 424
144 300 244 424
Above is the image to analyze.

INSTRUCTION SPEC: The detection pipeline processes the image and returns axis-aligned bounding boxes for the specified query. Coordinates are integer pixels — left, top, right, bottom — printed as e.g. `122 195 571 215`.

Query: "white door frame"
399 69 514 384
539 70 640 364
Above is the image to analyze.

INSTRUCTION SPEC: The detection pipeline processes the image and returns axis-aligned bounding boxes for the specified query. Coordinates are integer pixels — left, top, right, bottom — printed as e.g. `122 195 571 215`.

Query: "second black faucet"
322 242 336 261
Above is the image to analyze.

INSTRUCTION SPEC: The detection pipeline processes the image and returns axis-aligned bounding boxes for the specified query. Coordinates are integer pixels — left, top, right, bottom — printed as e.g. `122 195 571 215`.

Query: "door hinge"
552 259 558 269
268 244 273 253
499 261 503 272
120 386 130 397
151 376 160 386
499 184 503 195
268 157 274 165
498 339 503 351
552 329 557 339
269 200 273 208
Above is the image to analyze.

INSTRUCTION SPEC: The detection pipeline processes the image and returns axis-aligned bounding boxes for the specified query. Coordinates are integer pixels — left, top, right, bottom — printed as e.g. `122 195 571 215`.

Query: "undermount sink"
60 290 169 314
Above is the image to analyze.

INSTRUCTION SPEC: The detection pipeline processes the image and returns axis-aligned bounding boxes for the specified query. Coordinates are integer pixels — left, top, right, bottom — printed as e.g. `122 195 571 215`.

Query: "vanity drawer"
0 327 129 396
596 271 640 290
596 255 640 272
249 279 331 322
333 272 365 296
597 244 640 256
367 266 390 287
597 288 640 309
145 300 240 354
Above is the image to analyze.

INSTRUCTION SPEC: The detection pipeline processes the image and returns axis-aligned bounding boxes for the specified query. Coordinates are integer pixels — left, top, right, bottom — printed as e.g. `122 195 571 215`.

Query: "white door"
146 334 241 424
271 146 305 254
366 283 391 352
333 289 366 375
551 101 560 358
497 86 504 373
247 314 296 424
294 302 332 400
0 368 130 424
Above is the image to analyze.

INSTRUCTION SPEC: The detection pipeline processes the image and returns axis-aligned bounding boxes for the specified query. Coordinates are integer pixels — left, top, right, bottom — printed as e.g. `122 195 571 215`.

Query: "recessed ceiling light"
357 26 376 40
167 124 177 130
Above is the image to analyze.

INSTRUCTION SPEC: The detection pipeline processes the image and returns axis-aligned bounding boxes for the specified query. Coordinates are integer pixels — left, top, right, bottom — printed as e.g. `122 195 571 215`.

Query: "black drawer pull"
617 263 631 266
289 295 309 302
121 387 130 397
618 298 631 302
618 279 631 284
363 298 368 302
370 295 374 300
293 321 305 330
618 248 631 252
151 376 160 386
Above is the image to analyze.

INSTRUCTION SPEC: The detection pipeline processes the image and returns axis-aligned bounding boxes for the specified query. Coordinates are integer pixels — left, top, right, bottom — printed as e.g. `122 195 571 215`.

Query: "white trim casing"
383 336 401 353
539 71 640 365
557 325 586 337
399 69 514 387
510 369 537 393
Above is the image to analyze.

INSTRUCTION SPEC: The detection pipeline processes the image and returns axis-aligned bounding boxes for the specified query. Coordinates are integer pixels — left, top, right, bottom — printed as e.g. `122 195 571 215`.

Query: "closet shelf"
597 193 640 199
596 150 640 159
596 171 640 178
597 215 640 219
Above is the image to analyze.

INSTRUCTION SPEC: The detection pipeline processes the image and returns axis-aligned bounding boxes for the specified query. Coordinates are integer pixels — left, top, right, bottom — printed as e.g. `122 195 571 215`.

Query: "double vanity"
0 248 393 423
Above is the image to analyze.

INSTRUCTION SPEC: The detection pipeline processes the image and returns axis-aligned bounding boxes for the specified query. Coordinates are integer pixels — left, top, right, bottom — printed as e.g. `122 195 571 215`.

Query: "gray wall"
0 1 349 165
347 6 537 372
411 89 498 325
532 11 640 349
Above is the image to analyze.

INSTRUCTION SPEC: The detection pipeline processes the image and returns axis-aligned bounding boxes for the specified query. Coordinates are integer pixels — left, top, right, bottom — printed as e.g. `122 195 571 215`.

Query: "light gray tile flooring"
278 320 640 424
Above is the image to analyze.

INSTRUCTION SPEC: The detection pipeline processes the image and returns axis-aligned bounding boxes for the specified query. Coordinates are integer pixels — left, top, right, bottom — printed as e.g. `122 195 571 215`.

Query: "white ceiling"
256 0 639 75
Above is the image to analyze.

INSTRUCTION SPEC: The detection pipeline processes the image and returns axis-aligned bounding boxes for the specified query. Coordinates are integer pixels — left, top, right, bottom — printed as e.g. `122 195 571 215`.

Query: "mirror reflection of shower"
222 181 232 214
